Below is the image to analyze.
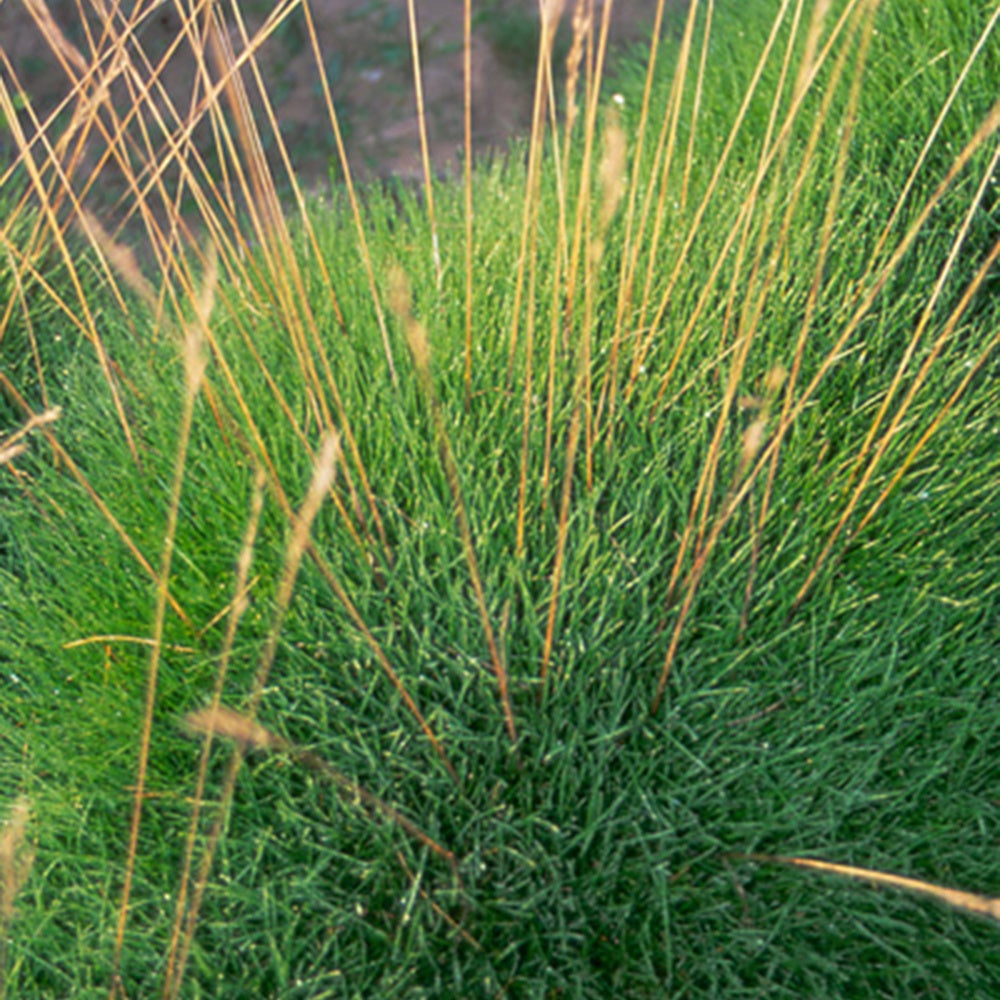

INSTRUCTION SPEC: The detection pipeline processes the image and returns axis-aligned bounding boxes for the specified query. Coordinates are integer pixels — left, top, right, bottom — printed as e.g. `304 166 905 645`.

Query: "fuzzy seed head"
599 105 627 232
183 705 283 753
742 418 766 464
765 365 787 395
0 797 33 924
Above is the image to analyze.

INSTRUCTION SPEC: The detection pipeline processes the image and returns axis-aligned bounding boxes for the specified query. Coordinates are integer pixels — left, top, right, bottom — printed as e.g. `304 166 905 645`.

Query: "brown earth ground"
1 0 684 199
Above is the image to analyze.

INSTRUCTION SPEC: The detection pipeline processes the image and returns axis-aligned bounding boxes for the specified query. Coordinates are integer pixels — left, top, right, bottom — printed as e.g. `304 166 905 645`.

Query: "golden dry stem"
744 854 1000 923
181 705 459 871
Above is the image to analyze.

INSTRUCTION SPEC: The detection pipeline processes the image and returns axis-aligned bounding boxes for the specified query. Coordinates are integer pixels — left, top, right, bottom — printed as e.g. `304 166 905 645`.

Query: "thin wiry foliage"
0 0 998 995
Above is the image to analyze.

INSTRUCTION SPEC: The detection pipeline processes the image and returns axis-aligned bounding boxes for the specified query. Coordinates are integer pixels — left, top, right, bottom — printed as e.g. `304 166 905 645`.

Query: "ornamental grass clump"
0 0 998 995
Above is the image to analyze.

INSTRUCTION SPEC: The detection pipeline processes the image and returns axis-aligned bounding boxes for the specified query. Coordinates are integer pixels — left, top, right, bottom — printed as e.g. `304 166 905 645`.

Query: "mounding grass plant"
1 0 999 995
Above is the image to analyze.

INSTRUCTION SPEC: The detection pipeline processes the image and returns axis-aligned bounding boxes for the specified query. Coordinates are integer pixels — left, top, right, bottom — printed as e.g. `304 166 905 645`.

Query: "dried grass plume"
0 408 60 467
0 797 33 925
182 705 286 754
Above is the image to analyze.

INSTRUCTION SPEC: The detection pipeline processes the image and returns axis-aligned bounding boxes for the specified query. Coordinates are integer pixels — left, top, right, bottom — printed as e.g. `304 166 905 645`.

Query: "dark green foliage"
1 0 998 996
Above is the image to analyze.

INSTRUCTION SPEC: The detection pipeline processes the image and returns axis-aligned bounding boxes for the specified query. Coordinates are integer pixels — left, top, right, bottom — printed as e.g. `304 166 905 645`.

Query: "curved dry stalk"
159 433 338 1000
205 2 394 568
182 704 459 872
462 0 474 411
0 373 194 629
541 102 626 686
0 64 141 466
162 468 266 1000
595 0 674 444
740 853 1000 923
793 223 1000 611
301 0 397 384
786 100 1000 611
505 0 566 387
179 704 467 966
636 0 864 404
405 0 442 287
111 260 214 998
22 0 395 581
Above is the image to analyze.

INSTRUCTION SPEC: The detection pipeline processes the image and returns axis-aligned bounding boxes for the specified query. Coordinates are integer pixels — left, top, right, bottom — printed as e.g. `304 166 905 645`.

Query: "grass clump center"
1 0 999 996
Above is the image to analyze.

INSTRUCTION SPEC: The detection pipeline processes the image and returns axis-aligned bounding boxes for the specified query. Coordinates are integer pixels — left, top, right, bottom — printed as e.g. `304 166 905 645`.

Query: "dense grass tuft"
1 0 999 996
